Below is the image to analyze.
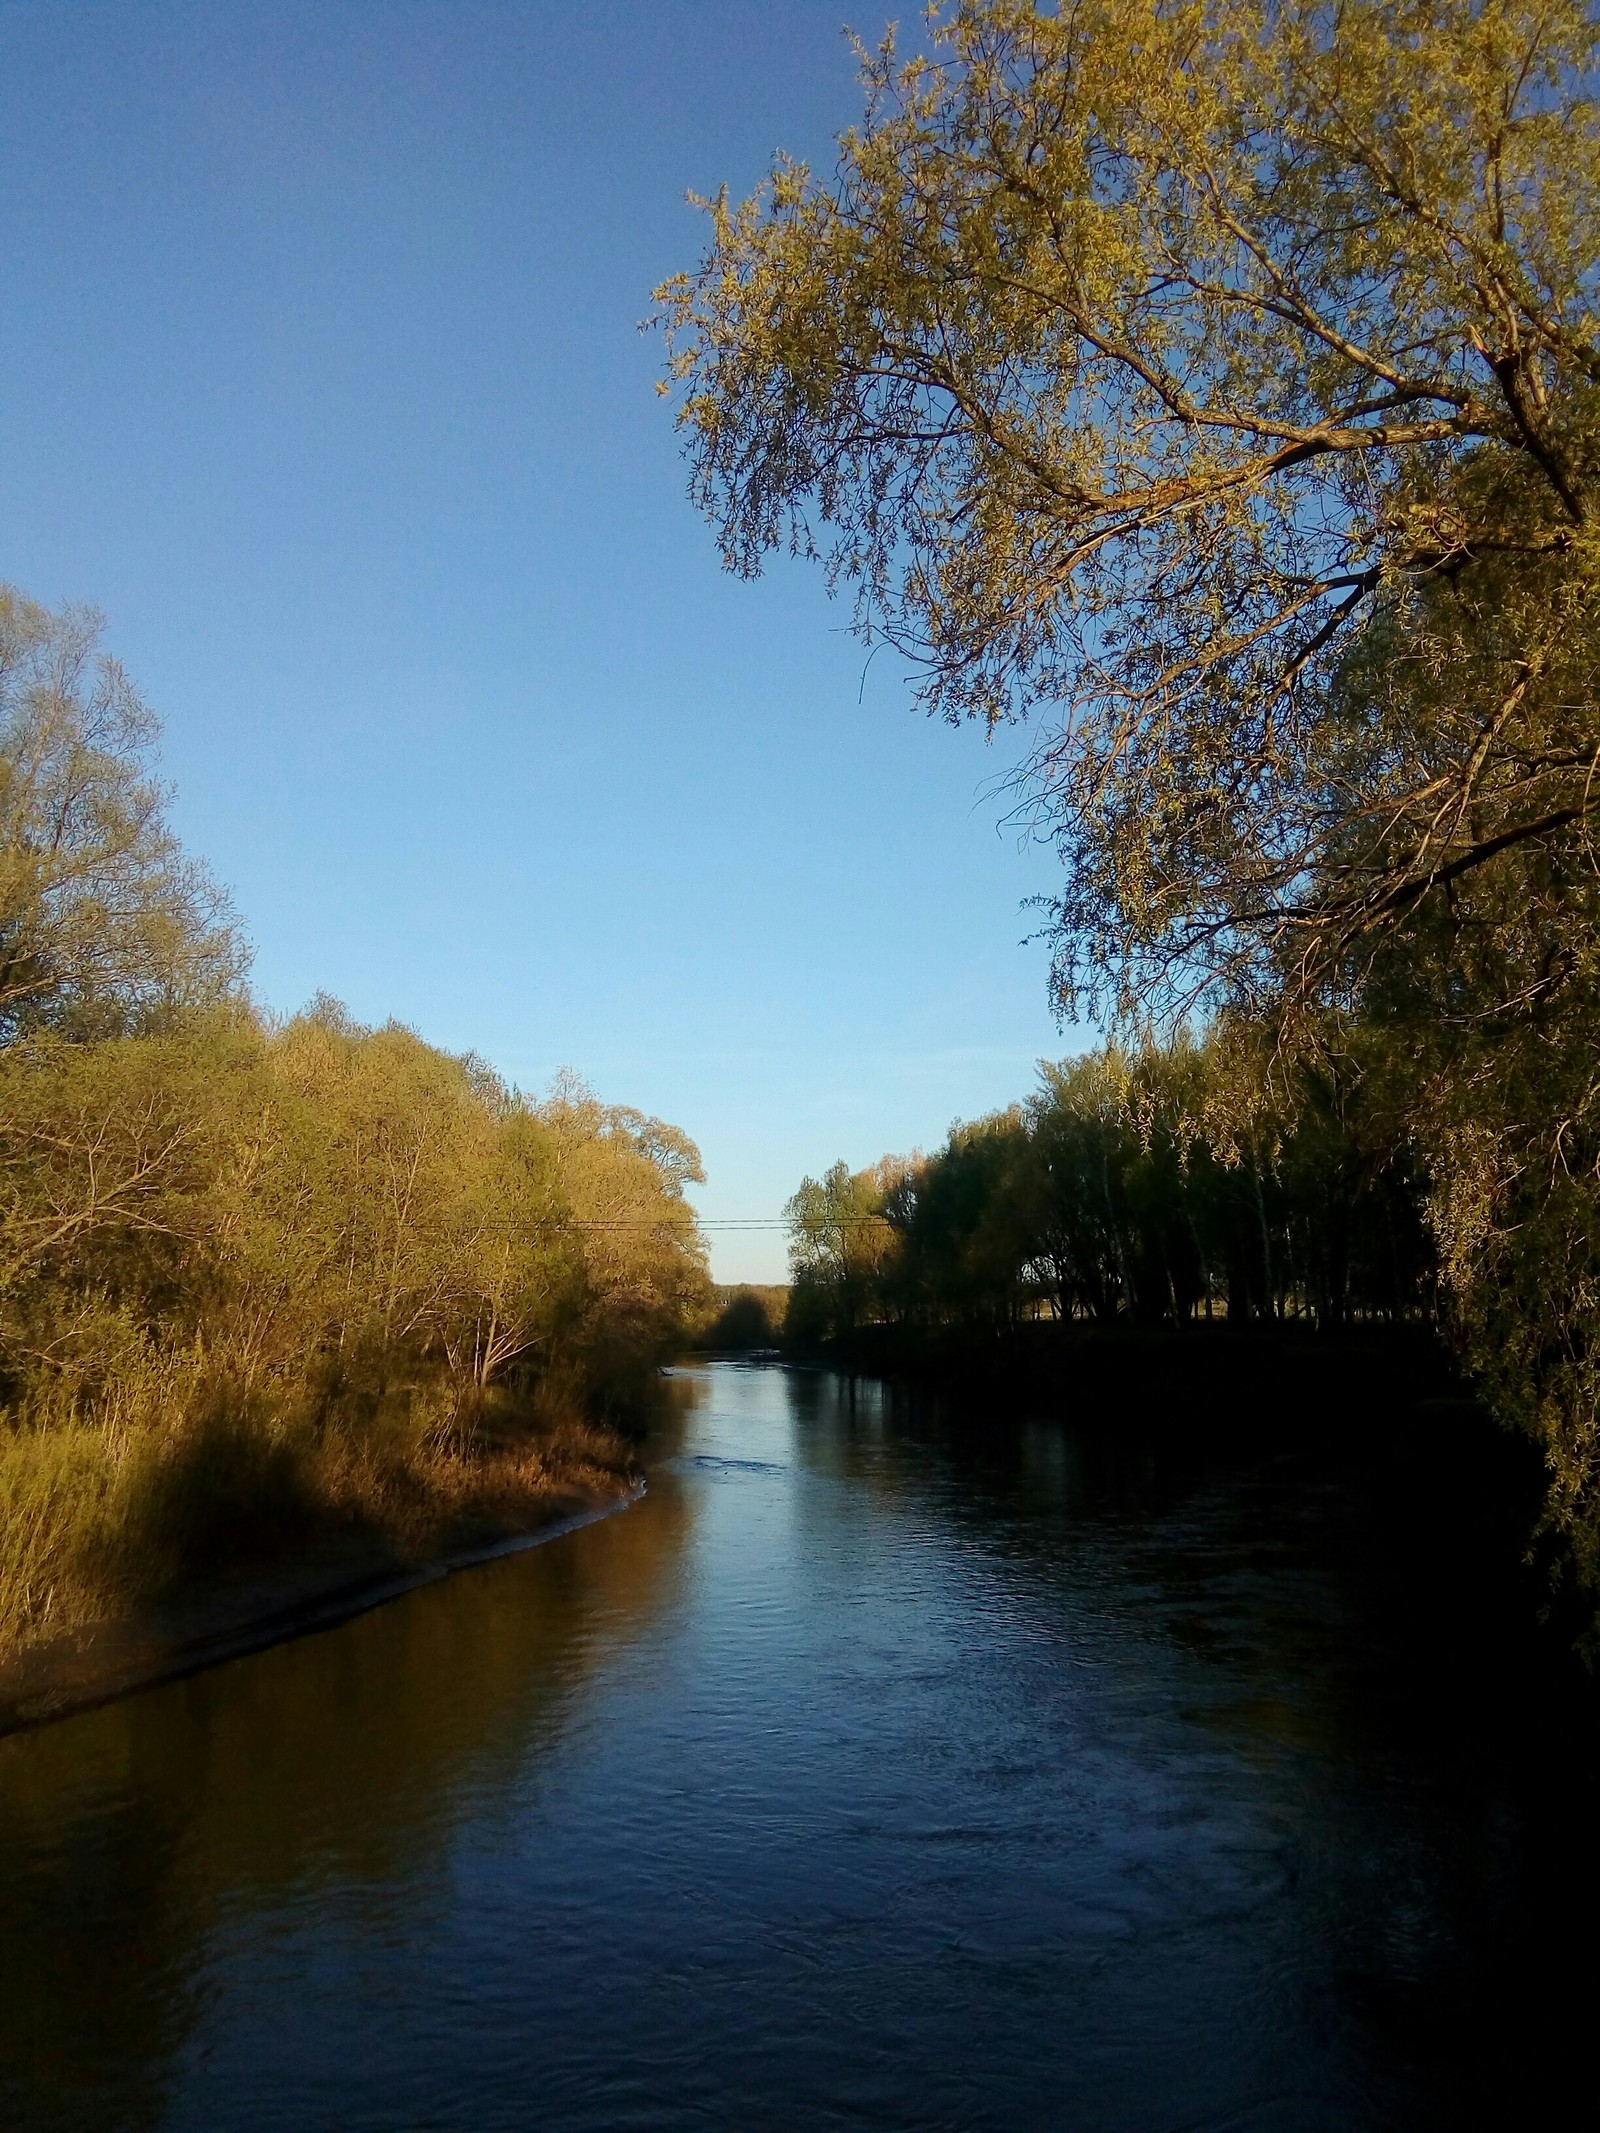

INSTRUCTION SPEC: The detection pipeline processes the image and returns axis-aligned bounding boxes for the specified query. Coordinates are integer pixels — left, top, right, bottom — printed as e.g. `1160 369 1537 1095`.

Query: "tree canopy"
666 2 1600 1622
785 1030 1431 1342
659 0 1600 1019
0 589 711 1657
0 587 243 1040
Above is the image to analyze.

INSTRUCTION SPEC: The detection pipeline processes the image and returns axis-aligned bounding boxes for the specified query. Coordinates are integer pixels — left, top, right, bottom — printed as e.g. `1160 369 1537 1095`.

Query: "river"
1 1359 1596 2130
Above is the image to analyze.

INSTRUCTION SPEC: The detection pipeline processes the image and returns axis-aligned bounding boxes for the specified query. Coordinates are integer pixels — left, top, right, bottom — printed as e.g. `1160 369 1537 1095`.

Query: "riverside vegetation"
0 586 709 1663
785 1027 1432 1344
661 0 1600 1639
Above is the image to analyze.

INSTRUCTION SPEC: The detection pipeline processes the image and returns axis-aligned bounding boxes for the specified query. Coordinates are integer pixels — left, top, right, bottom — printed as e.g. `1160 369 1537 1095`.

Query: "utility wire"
422 1215 887 1232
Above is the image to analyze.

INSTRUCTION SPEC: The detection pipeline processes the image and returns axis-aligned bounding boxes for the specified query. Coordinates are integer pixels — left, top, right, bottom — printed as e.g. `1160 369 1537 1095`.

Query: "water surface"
2 1361 1595 2129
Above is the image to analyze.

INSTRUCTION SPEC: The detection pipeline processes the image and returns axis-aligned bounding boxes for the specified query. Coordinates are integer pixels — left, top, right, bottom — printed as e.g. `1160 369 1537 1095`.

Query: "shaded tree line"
693 1285 789 1350
786 1031 1433 1344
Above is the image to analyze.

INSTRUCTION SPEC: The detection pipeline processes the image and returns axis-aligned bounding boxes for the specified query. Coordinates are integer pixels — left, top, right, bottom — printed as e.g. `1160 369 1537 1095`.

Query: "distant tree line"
694 1285 789 1350
0 586 708 1655
786 1030 1433 1344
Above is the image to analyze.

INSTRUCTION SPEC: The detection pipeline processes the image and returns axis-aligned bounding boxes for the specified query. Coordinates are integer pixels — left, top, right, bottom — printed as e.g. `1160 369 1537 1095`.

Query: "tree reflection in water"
0 1361 1595 2133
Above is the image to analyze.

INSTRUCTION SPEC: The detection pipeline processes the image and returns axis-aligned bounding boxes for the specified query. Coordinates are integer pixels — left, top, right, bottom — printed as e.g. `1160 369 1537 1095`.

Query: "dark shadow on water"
780 1356 1600 2124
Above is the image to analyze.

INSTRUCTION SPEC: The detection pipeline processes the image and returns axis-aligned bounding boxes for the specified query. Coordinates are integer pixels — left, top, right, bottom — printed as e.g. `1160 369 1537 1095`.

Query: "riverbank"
791 1318 1469 1422
0 1470 644 1739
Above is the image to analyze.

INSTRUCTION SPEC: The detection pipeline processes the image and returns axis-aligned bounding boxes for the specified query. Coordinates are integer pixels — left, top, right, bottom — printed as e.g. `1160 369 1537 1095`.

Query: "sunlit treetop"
0 587 244 1042
657 0 1600 1021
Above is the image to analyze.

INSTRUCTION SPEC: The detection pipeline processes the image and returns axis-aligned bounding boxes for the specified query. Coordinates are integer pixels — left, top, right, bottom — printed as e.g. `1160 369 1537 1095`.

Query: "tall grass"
0 1344 631 1661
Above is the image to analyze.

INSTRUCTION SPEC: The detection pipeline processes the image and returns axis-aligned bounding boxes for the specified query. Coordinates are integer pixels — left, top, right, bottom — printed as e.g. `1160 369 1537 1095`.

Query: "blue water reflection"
0 1361 1594 2130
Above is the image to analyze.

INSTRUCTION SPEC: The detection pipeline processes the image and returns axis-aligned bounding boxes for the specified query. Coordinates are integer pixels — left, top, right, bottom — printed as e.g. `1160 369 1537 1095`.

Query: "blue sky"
0 0 1081 1281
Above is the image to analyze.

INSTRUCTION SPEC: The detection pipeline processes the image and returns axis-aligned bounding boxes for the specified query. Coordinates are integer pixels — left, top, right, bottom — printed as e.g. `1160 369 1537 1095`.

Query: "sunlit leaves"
658 0 1600 1020
0 587 244 1041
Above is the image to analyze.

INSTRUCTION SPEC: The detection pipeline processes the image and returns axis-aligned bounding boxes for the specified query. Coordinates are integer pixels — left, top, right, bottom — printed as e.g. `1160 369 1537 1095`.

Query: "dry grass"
0 1355 633 1661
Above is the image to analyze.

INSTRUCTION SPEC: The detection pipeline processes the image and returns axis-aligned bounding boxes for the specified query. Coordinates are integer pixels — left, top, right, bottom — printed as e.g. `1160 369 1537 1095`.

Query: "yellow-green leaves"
0 586 244 1041
0 1006 709 1418
658 0 1600 1020
0 591 711 1657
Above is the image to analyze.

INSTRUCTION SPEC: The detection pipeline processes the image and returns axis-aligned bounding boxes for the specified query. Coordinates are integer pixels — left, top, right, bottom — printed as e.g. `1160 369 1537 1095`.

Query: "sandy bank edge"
0 1477 646 1741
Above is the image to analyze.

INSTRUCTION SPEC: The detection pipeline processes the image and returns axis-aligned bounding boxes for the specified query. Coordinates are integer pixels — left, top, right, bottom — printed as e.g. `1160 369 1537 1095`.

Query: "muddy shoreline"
0 1478 645 1739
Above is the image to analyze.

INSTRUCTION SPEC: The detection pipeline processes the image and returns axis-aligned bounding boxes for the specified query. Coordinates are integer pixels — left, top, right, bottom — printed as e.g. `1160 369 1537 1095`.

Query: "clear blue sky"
0 0 1081 1282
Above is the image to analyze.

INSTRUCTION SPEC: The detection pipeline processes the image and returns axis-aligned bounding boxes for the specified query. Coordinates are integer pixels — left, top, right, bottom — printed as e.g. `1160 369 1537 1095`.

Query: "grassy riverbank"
0 1376 637 1671
0 1409 642 1736
0 1009 705 1670
0 588 710 1678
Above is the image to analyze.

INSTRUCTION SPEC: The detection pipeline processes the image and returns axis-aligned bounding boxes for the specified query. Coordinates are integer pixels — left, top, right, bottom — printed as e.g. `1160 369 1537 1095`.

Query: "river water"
1 1359 1596 2130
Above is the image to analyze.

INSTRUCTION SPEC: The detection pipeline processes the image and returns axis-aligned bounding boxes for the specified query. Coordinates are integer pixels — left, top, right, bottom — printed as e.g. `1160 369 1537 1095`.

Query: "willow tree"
662 0 1600 1613
658 0 1600 1021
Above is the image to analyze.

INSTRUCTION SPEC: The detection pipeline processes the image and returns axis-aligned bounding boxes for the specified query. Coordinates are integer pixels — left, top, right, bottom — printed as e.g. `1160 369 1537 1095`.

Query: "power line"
351 1215 888 1233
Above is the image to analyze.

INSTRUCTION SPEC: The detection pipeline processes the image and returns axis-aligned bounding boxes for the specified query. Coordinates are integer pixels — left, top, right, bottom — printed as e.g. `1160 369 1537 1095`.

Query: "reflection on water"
1 1362 1596 2130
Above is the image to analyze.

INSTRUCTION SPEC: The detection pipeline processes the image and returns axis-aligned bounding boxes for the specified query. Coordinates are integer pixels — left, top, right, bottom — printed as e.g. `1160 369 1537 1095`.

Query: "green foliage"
696 1286 785 1350
664 3 1600 1629
0 1002 710 1653
659 0 1600 1022
786 1158 905 1334
0 586 243 1039
786 1027 1433 1343
0 590 710 1656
